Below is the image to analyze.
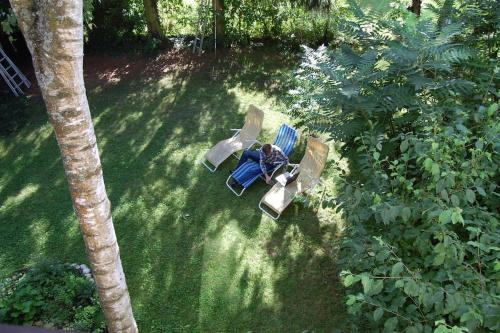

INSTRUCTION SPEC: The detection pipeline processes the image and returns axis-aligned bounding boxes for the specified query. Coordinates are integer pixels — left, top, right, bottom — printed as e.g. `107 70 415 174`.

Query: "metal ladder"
0 45 31 97
192 0 210 55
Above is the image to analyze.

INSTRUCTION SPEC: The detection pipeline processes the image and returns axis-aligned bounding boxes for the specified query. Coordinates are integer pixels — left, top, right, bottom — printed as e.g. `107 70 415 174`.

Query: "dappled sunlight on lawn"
0 49 347 332
0 183 39 211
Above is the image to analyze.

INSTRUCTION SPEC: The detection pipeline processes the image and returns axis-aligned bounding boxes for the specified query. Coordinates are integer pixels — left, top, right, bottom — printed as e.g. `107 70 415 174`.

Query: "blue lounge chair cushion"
274 124 296 156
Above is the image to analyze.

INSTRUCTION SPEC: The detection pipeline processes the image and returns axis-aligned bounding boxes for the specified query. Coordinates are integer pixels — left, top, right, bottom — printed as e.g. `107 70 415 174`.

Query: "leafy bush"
88 0 147 50
0 260 105 332
426 0 499 55
289 1 499 332
2 0 94 41
290 10 480 143
222 0 346 47
0 7 17 41
158 0 196 36
85 0 346 50
336 101 499 332
279 6 337 47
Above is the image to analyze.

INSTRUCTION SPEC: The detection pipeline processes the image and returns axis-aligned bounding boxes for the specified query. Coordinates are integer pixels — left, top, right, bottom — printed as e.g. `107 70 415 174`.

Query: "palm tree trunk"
8 0 138 332
144 0 163 38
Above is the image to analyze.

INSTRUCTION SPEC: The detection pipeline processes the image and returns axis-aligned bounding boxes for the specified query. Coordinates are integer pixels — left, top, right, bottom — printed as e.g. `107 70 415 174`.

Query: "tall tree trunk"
212 0 225 44
143 0 163 38
9 0 138 332
408 0 421 16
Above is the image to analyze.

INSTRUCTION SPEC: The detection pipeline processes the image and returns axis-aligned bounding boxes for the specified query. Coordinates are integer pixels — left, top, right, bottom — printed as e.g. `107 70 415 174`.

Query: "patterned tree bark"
143 0 163 38
9 0 138 331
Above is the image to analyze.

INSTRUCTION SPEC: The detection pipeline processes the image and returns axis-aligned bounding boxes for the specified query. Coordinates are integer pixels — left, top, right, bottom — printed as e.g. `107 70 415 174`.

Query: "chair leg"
226 175 246 196
202 159 218 172
258 199 281 220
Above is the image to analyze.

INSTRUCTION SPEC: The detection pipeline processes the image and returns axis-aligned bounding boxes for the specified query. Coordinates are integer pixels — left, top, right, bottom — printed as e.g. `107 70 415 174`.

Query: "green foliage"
290 9 482 143
289 1 500 331
279 6 340 47
291 0 332 11
89 0 147 49
1 0 95 41
0 260 105 332
87 0 347 50
223 0 285 44
83 0 96 40
427 0 499 55
222 0 347 47
158 0 195 36
336 102 499 332
0 7 17 42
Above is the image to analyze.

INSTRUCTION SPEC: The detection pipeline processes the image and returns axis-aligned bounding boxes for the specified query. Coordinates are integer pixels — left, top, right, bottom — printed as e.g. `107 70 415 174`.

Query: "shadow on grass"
0 49 347 332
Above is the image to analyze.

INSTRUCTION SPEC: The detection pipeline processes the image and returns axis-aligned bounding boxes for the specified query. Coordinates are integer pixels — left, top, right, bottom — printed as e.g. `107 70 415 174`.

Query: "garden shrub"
279 7 335 47
223 0 345 47
88 0 147 50
336 102 499 332
289 1 499 331
0 259 105 332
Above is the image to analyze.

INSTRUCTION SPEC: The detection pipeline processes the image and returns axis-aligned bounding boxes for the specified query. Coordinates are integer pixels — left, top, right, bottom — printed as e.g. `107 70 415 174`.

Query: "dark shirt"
259 145 288 175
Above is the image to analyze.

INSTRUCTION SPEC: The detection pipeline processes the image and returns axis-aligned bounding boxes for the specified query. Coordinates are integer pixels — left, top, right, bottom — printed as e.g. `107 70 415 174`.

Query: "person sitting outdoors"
231 143 289 186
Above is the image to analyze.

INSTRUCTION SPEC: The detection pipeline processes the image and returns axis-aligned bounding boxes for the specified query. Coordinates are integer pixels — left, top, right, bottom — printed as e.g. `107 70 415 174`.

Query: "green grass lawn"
0 49 347 332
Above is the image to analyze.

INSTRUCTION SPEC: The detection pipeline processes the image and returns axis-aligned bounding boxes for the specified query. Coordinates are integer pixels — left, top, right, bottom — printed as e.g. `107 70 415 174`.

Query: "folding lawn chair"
202 105 264 172
258 137 329 220
226 124 298 196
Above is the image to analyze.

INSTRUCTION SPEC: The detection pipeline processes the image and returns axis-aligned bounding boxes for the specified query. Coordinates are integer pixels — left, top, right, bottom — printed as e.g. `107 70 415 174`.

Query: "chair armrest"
245 139 263 149
286 163 299 174
230 128 241 138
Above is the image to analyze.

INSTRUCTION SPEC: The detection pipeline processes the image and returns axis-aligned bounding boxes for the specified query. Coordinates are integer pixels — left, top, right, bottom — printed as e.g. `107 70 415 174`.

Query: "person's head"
262 143 272 156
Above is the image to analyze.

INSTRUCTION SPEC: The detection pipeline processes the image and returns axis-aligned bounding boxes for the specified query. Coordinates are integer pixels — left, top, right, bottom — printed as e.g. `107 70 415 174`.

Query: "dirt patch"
21 48 225 97
82 48 212 87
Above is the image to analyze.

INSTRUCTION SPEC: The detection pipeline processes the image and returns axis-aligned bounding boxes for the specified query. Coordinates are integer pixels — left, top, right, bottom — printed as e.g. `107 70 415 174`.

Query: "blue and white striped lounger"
226 124 298 196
